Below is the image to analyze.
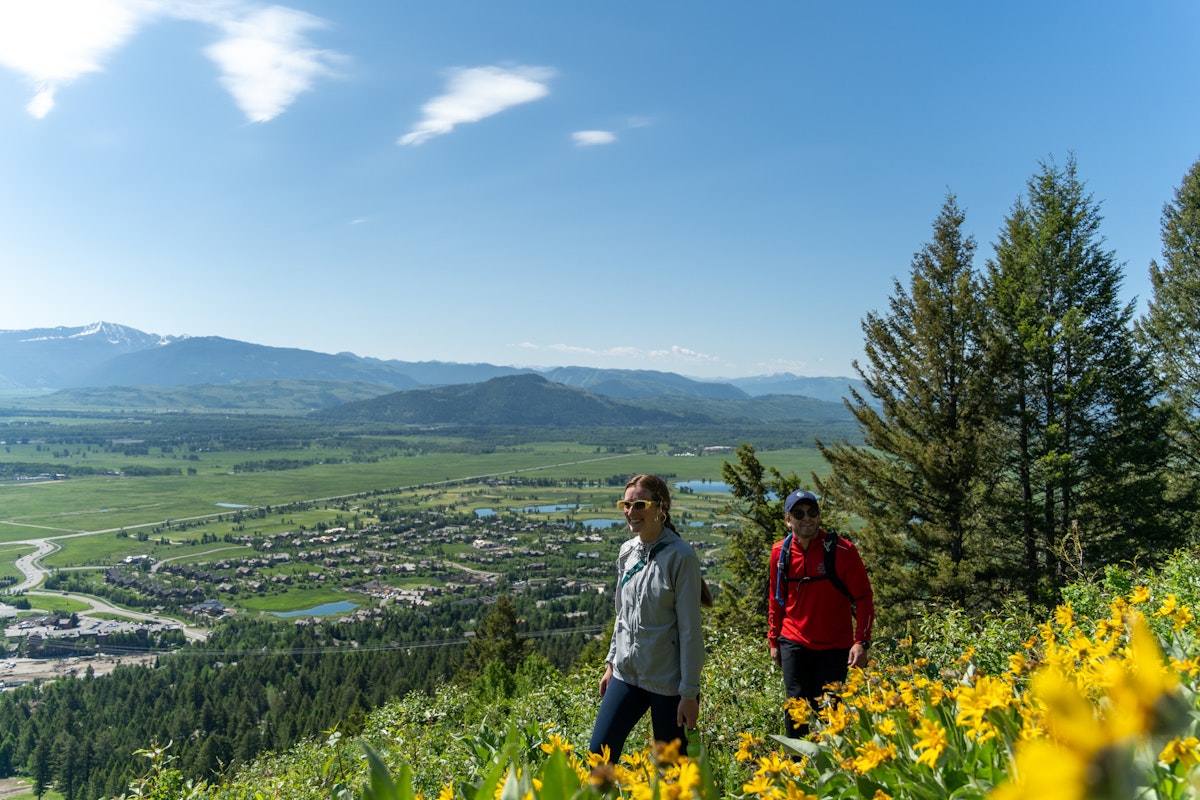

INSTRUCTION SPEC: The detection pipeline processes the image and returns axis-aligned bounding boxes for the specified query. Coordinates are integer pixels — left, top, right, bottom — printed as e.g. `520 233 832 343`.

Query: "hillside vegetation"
115 549 1200 799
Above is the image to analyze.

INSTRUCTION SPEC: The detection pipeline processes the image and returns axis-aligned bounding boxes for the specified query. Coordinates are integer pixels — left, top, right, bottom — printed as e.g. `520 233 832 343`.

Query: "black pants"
779 638 849 738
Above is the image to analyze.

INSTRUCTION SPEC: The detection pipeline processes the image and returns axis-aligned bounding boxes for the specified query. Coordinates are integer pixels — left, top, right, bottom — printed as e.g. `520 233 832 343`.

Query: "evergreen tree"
817 194 1005 622
460 595 529 679
1136 156 1200 541
714 444 800 636
987 155 1172 601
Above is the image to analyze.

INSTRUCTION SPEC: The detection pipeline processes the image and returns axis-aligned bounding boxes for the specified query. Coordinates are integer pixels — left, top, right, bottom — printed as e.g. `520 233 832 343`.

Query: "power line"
31 623 607 660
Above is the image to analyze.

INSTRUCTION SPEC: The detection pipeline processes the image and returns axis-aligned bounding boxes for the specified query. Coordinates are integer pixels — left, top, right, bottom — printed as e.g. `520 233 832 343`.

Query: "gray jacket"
605 528 705 699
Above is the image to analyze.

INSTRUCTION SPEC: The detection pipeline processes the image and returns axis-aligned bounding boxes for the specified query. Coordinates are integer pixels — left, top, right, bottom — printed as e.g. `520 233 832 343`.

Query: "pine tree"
817 194 1005 622
1137 157 1200 541
460 595 529 680
987 155 1172 601
712 444 799 636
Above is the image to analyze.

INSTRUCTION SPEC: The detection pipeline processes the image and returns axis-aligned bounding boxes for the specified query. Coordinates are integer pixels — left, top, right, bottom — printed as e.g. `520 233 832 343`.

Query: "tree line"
716 154 1200 632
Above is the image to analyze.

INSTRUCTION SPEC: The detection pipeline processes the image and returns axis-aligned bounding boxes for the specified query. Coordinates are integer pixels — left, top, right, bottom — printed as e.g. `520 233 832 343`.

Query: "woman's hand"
677 697 700 729
599 663 613 696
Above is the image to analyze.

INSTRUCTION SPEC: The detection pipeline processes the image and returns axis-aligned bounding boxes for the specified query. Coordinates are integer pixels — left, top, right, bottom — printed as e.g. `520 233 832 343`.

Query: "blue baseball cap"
783 489 820 514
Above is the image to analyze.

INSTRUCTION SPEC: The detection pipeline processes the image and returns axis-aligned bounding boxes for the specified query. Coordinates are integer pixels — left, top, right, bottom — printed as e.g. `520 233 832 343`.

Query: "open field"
1 411 829 622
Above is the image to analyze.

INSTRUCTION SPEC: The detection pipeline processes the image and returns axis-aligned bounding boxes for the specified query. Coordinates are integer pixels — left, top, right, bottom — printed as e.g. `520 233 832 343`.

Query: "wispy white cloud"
0 0 339 121
398 65 555 147
519 342 721 365
572 130 615 146
0 0 160 118
202 5 340 123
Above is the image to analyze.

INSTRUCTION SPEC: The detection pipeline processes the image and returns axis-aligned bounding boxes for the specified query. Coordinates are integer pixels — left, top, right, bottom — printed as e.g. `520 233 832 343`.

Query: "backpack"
774 530 853 605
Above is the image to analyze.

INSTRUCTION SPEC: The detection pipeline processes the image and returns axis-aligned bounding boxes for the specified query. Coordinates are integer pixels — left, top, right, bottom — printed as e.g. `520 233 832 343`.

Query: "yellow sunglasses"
616 499 660 512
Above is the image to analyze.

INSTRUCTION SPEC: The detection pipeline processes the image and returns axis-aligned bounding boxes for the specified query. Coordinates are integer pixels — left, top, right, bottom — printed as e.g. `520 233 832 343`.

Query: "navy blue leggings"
588 677 687 763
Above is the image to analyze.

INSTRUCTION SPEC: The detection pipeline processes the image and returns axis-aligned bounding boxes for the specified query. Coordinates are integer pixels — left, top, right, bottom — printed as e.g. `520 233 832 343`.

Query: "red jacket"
768 529 874 650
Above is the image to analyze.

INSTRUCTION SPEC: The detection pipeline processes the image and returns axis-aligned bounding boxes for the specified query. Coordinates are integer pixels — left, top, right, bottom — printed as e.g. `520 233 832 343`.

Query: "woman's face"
622 484 665 540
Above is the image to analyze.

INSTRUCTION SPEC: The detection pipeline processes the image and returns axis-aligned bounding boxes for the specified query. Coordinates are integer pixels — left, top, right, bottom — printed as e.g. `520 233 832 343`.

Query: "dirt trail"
0 777 32 798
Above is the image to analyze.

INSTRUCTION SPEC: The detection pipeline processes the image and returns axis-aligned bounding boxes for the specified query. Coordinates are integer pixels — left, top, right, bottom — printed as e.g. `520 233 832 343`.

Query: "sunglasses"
789 506 820 519
616 499 660 512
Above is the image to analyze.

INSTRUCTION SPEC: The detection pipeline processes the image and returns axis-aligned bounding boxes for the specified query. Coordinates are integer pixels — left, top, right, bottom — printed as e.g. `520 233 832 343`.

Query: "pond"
673 480 733 494
271 600 359 618
582 519 627 529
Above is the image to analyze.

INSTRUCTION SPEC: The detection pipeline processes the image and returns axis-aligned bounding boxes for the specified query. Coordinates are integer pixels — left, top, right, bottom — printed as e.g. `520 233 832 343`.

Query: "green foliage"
713 444 799 637
988 154 1174 600
818 193 1007 625
101 548 1200 799
1137 156 1200 542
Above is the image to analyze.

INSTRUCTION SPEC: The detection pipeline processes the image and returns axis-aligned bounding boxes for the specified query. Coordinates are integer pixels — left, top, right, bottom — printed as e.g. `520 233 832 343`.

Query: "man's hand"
847 642 868 669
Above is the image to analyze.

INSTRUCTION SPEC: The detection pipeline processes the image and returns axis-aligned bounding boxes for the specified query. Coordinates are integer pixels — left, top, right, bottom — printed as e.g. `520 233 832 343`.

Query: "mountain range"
0 322 865 428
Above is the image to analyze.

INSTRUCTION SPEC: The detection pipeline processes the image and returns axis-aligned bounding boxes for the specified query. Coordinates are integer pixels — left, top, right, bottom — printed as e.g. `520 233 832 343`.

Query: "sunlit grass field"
1 437 825 605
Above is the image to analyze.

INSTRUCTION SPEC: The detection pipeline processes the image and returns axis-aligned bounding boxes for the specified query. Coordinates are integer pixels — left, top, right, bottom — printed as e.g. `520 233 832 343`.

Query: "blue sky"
1 1 1197 380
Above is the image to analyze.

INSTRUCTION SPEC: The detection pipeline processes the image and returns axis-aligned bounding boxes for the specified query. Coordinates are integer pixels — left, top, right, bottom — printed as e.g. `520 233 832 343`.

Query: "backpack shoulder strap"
823 531 853 601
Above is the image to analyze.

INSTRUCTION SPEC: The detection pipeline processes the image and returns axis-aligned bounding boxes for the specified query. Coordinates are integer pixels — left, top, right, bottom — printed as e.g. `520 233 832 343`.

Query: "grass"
1 437 827 619
236 587 359 614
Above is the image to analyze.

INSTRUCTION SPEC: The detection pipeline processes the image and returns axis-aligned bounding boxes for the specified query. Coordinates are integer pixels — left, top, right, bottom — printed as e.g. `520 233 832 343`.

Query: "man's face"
785 502 820 539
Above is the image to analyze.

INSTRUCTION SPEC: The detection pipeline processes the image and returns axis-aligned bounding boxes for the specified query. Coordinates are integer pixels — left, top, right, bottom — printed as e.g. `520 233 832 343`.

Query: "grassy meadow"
1 419 827 611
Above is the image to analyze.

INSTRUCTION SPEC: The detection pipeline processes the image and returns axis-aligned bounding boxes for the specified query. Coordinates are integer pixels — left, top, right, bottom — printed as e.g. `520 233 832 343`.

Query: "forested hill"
313 373 714 426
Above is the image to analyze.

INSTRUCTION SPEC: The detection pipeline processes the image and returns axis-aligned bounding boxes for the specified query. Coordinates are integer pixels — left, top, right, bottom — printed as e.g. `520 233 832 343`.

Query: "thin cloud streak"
398 65 555 146
572 130 615 146
520 342 721 364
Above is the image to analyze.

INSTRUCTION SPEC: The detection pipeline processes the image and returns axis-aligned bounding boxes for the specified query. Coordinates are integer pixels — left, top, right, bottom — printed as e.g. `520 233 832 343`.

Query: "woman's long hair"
624 474 714 607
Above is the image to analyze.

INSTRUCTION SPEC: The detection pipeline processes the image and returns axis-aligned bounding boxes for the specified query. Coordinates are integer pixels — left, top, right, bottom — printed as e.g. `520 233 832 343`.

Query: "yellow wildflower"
628 782 655 800
736 732 764 762
742 773 776 796
1030 668 1107 754
785 784 819 800
1129 585 1151 605
1156 594 1180 618
586 745 612 768
872 791 894 800
675 760 702 795
1170 604 1195 632
539 733 573 755
1160 736 1200 768
1170 656 1200 677
654 738 682 765
876 716 897 737
955 675 1016 743
755 751 792 777
784 697 811 726
1054 603 1075 630
990 739 1088 800
435 785 454 800
851 739 896 773
912 717 947 768
817 702 855 737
